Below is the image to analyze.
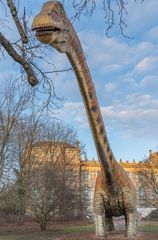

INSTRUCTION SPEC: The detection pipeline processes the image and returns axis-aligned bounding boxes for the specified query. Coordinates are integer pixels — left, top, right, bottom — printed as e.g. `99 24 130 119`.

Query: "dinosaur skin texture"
32 1 137 239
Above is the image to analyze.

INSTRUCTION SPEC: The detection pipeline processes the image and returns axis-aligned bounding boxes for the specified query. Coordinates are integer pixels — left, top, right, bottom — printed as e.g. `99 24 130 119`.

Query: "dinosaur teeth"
36 32 52 37
35 27 61 32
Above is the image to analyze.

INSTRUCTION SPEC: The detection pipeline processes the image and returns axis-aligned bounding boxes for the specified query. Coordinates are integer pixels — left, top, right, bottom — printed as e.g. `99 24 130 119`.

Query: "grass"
0 237 17 240
61 225 94 233
0 222 158 240
137 223 158 232
0 225 94 240
62 224 158 234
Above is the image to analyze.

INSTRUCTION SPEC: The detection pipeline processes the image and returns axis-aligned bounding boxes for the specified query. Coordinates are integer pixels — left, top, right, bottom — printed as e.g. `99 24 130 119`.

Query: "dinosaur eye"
51 10 61 22
58 6 64 15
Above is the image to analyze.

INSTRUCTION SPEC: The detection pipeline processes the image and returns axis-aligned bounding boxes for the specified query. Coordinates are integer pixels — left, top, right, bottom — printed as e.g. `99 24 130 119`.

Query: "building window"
139 187 145 200
138 173 145 181
82 171 89 181
82 187 91 200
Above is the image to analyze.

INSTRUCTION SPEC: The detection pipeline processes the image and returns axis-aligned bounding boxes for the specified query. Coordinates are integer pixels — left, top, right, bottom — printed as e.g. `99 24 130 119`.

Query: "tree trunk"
39 218 47 231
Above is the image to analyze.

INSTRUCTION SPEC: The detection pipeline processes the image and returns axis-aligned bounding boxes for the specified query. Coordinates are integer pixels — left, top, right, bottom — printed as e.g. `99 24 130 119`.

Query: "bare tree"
0 82 85 227
138 152 158 208
0 81 39 224
29 122 83 230
13 110 44 226
0 82 31 191
0 183 17 222
0 78 47 224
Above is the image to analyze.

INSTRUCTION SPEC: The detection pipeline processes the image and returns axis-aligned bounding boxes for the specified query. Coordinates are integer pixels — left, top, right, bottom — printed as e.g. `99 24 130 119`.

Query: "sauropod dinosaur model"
32 1 137 238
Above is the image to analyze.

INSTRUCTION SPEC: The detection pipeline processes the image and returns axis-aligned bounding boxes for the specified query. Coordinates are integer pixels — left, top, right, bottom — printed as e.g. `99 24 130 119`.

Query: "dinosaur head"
32 1 71 53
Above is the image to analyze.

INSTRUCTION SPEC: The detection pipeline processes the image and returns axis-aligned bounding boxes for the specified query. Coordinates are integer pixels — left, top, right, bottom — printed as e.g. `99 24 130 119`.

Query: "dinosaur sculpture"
32 1 137 238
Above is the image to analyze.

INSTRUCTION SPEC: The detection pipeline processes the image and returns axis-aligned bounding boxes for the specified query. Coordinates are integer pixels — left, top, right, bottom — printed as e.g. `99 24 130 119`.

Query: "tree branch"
7 0 28 44
0 32 38 86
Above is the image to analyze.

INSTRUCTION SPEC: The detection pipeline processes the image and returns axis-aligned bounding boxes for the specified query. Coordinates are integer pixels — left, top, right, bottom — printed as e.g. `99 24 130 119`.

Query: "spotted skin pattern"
32 1 137 238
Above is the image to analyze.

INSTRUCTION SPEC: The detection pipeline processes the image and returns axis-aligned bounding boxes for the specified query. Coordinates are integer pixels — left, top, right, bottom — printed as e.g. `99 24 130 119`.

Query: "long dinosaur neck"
66 29 116 183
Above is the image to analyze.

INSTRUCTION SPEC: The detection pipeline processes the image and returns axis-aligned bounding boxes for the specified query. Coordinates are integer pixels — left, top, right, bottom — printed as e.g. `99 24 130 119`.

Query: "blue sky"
1 0 158 162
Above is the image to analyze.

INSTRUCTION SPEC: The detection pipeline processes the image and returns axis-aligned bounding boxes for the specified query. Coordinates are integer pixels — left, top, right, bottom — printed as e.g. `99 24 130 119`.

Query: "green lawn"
137 223 158 232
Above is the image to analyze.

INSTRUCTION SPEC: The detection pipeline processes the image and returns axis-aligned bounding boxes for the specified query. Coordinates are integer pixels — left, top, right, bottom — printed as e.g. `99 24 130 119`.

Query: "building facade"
80 151 158 219
32 141 158 219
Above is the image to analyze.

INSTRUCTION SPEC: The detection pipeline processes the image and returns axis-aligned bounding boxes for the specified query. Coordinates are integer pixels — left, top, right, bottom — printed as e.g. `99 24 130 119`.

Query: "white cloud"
58 102 88 128
104 82 118 92
58 91 158 141
134 56 158 73
79 32 130 67
140 75 158 89
79 29 158 82
125 0 158 35
101 92 158 139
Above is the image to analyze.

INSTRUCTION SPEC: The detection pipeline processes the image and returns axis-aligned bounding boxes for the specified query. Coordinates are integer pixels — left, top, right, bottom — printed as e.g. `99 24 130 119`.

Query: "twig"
44 68 73 74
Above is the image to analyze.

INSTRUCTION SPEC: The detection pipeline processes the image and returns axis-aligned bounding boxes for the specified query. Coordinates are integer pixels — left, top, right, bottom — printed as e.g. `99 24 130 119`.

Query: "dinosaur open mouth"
33 26 61 36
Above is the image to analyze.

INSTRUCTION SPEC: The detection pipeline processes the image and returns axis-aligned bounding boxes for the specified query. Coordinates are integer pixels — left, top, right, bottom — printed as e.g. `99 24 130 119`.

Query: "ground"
0 220 158 240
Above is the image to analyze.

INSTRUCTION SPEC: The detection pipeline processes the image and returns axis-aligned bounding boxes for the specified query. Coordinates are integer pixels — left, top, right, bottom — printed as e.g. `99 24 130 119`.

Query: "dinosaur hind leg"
125 210 137 239
105 214 115 231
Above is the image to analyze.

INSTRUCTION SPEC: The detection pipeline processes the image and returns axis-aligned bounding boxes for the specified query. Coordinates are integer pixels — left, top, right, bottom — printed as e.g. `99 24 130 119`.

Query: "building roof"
32 141 76 149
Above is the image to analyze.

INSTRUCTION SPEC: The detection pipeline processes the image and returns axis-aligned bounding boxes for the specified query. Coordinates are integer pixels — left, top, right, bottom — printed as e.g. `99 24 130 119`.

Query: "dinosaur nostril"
51 10 60 22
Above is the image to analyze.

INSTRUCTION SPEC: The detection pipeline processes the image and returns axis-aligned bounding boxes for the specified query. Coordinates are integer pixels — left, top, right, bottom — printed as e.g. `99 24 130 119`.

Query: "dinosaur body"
32 1 137 238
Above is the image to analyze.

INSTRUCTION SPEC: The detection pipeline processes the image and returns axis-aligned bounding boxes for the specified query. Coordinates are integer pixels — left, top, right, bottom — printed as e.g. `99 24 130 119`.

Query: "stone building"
31 141 158 219
81 151 158 219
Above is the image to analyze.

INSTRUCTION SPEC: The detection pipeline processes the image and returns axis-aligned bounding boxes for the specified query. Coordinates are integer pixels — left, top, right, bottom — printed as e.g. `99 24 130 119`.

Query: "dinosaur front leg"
93 193 106 238
125 210 137 239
